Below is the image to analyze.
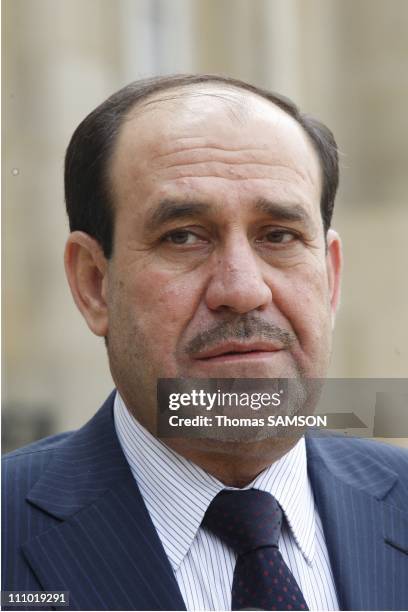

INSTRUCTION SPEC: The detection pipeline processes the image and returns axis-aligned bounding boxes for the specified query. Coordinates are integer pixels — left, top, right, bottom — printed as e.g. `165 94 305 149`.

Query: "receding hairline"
123 80 302 128
64 73 339 258
111 81 319 177
109 80 322 202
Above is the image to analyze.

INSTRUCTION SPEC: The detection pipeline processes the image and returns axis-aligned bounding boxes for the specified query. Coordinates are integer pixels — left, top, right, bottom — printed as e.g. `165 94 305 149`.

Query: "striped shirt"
114 393 339 611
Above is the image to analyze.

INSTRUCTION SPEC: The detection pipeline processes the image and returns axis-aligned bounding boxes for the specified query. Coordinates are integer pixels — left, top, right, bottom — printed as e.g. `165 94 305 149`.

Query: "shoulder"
2 390 117 485
310 434 407 458
2 391 117 505
2 431 73 495
306 435 408 512
307 435 408 480
3 431 72 458
358 437 408 466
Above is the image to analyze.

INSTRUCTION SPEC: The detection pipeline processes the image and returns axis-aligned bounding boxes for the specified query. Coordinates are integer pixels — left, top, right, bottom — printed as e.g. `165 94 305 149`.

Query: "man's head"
64 74 342 468
65 74 339 259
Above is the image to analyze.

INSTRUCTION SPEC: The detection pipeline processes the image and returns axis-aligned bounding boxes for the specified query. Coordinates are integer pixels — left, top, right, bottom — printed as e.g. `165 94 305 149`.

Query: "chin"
186 358 300 380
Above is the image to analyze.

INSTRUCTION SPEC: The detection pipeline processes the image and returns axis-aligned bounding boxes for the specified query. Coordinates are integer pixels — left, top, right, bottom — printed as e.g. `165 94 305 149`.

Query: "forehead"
109 84 321 215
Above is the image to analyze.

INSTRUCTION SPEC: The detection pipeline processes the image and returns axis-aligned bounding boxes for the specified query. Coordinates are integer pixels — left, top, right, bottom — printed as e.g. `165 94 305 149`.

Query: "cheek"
274 264 331 343
131 268 200 341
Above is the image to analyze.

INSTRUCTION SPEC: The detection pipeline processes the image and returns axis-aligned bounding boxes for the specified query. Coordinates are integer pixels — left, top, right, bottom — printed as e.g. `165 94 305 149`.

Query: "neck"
164 436 301 487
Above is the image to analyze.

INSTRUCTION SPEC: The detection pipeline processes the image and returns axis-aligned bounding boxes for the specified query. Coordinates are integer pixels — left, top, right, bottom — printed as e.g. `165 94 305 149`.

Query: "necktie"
202 488 309 611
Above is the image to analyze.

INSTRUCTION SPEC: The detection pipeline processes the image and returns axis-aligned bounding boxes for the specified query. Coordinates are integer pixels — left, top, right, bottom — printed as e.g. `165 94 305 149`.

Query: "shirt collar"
114 392 315 570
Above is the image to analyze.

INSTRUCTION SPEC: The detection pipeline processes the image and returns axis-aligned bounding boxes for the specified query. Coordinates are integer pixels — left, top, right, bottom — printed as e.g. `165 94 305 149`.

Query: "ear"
326 229 343 328
64 231 109 337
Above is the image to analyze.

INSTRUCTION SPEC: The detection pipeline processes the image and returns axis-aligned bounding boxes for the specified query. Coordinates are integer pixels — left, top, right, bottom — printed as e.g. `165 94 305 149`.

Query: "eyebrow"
145 199 211 232
255 198 315 230
145 197 315 233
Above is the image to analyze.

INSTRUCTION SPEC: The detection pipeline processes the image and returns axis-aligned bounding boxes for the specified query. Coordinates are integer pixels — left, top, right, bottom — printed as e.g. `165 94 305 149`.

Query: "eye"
257 229 298 244
162 229 206 246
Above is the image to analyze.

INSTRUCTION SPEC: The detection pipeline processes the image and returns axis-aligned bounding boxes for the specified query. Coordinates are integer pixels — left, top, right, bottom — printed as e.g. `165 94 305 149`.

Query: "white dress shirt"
114 392 339 611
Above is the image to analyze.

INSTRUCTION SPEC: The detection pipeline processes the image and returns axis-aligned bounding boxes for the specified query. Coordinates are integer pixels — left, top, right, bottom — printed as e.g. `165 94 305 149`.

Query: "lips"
193 341 283 361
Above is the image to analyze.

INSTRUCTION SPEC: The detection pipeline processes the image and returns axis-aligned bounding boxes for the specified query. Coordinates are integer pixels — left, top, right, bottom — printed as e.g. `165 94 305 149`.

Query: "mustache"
185 316 296 355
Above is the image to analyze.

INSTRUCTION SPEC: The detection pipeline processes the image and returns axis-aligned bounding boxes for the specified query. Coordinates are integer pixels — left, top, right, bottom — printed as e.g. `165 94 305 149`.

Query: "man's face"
102 86 341 430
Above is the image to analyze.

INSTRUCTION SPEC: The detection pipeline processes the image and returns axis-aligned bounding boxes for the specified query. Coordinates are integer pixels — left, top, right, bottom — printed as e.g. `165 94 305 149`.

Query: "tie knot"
202 489 283 555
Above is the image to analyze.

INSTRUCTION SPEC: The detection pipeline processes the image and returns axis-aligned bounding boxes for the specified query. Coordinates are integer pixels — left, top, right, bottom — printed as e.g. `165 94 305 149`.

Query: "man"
2 74 407 611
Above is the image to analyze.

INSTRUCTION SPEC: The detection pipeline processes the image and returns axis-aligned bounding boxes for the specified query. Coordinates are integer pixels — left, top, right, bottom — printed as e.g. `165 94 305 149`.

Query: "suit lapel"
307 436 408 611
23 394 186 611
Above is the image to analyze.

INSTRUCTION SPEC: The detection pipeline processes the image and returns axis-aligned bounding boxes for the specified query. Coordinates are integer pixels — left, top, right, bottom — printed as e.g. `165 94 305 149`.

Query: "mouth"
192 342 283 363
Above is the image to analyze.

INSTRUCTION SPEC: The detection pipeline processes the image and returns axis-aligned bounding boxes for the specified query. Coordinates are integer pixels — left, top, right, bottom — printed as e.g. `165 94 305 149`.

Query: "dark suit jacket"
2 391 408 610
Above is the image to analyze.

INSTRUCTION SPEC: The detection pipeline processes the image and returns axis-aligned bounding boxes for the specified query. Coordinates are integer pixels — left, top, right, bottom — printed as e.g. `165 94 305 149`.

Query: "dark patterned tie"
202 489 309 611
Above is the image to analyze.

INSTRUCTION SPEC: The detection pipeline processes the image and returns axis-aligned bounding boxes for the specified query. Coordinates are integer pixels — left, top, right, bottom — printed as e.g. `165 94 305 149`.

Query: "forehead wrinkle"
111 88 322 221
149 143 272 175
149 142 316 189
153 159 316 190
118 88 317 173
155 142 270 158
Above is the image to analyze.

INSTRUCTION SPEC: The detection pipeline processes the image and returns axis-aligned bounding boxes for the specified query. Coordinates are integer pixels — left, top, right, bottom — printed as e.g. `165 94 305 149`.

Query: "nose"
204 235 273 314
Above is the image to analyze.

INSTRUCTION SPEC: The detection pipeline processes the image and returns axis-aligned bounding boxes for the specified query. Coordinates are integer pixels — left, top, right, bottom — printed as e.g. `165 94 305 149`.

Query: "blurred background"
3 0 408 452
